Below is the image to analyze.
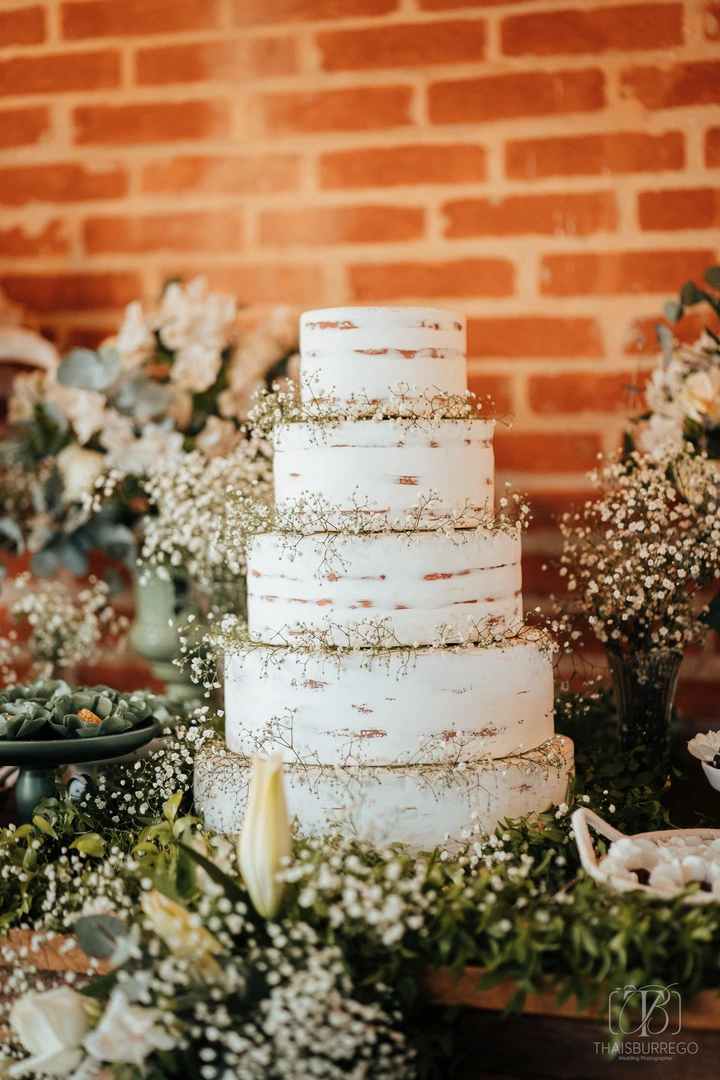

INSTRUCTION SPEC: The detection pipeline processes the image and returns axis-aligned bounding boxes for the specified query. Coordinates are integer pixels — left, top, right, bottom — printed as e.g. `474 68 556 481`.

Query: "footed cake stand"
0 718 164 823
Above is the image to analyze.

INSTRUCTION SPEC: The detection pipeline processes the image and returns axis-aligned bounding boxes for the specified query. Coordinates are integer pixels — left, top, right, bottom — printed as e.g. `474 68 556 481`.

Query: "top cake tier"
300 306 467 407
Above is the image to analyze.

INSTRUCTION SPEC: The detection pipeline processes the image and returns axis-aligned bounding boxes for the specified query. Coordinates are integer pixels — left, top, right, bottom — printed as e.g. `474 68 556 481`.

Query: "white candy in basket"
601 834 720 894
572 808 720 904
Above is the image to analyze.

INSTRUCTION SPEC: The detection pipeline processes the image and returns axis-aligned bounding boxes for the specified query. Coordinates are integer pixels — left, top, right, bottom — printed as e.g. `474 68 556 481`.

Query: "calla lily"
238 754 292 919
141 890 225 985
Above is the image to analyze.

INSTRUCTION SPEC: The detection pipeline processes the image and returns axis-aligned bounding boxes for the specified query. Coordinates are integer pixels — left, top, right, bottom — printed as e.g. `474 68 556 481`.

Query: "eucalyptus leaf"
703 265 720 289
0 517 23 547
654 323 675 369
30 544 62 578
75 913 128 959
61 536 90 577
104 568 126 596
680 280 706 307
113 373 173 420
663 300 683 325
58 347 121 392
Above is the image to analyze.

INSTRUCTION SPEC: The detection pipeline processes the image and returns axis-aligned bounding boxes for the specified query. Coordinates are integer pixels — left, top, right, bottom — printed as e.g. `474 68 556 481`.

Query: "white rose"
678 367 720 425
57 444 105 503
83 990 175 1065
9 988 92 1078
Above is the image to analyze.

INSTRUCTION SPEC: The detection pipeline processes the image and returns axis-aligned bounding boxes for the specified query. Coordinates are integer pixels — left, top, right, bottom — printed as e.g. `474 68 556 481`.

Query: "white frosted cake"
195 306 573 850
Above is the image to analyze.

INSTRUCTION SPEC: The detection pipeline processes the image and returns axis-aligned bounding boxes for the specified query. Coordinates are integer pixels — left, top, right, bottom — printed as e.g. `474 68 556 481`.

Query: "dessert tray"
573 807 720 905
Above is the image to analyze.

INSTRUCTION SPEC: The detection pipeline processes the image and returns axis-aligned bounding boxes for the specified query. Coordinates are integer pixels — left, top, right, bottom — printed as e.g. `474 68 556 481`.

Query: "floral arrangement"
134 438 273 598
632 264 720 460
559 447 720 655
4 573 128 681
1 278 297 578
0 678 166 741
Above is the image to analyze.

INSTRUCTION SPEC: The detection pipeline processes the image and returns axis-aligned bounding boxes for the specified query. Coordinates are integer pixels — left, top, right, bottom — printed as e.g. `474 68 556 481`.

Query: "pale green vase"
130 569 199 703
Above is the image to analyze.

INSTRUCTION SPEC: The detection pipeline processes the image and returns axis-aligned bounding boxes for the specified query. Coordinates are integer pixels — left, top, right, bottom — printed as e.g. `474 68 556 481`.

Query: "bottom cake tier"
194 735 574 851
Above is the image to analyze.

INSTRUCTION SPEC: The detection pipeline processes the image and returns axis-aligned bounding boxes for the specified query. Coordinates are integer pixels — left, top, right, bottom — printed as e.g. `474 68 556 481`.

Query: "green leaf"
70 832 106 858
679 280 706 307
703 265 720 289
80 969 120 999
57 347 121 392
163 791 183 824
663 300 684 324
179 842 247 906
75 913 127 959
654 323 675 368
32 815 57 840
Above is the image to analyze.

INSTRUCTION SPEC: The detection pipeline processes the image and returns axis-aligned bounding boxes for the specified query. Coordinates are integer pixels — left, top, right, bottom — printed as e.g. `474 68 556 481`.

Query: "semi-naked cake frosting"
196 306 573 850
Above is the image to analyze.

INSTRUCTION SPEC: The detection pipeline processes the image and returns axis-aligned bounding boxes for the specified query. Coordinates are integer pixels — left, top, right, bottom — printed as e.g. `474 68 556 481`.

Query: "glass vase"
606 649 683 771
129 568 199 703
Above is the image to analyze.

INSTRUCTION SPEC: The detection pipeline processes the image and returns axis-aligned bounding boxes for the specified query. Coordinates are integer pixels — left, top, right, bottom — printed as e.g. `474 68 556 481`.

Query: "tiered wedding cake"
195 307 573 849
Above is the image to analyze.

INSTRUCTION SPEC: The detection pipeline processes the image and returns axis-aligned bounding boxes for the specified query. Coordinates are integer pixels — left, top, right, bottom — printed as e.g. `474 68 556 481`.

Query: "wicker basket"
572 807 720 905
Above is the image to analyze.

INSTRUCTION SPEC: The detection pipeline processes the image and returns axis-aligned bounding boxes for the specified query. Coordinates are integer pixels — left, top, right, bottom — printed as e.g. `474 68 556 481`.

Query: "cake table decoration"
195 307 574 849
0 678 169 822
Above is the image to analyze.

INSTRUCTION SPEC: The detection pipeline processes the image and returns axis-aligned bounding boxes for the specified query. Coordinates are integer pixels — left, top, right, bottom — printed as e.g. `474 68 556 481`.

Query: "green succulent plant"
0 678 168 741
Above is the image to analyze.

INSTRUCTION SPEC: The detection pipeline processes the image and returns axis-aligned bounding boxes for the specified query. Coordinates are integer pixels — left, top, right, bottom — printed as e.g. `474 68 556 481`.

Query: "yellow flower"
238 754 292 919
141 890 225 984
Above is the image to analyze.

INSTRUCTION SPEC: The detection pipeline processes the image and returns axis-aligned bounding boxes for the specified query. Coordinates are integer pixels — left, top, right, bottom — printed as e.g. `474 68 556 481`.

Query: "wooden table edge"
421 966 720 1031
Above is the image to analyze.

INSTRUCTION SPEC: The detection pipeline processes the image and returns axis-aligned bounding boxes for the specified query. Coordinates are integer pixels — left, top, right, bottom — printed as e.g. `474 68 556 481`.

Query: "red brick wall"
1 0 719 714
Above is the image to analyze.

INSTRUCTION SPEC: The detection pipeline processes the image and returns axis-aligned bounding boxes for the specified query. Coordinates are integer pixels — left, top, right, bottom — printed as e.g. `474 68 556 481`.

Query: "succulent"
0 678 168 741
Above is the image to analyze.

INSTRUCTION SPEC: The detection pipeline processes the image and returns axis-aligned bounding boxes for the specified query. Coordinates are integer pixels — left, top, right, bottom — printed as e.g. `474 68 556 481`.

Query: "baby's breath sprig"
224 486 530 583
559 448 720 657
137 438 273 592
247 378 502 437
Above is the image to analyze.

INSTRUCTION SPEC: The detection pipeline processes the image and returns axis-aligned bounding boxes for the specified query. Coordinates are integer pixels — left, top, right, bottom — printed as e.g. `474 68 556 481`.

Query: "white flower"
67 1058 106 1080
83 989 175 1065
634 413 684 459
195 415 242 457
171 341 222 393
57 444 105 503
46 380 107 446
678 366 720 426
238 754 292 919
687 730 720 763
9 988 92 1078
114 300 154 368
7 370 44 424
103 421 183 476
156 277 236 357
141 890 226 984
